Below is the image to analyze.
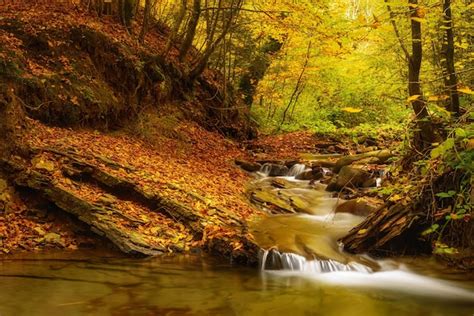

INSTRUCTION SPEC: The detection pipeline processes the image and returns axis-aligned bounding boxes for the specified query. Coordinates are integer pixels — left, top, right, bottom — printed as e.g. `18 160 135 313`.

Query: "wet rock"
334 198 382 216
235 159 262 172
271 178 302 189
250 189 294 214
256 159 285 165
295 168 324 181
326 166 372 191
284 160 300 168
261 163 289 177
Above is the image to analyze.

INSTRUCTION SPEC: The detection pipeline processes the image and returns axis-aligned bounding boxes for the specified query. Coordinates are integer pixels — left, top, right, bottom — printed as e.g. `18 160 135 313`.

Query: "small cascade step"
259 249 372 273
287 164 307 177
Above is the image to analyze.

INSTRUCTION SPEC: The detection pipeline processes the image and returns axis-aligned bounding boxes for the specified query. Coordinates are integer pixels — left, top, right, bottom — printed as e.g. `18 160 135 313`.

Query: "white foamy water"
260 250 372 273
252 174 474 303
269 269 474 302
287 164 307 177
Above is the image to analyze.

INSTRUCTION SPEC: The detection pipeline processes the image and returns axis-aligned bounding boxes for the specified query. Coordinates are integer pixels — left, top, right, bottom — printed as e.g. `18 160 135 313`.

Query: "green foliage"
431 138 455 159
421 224 439 236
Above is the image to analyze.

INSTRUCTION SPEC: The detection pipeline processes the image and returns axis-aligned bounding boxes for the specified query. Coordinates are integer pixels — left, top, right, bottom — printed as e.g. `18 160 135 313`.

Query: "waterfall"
259 163 272 176
287 164 307 177
321 167 331 176
259 249 372 273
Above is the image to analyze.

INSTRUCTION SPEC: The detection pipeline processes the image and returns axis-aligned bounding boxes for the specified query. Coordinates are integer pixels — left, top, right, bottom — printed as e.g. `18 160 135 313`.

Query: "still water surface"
0 251 473 316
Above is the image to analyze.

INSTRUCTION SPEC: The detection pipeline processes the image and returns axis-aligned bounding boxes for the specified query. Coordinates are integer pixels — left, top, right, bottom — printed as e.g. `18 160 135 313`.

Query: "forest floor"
1 111 397 261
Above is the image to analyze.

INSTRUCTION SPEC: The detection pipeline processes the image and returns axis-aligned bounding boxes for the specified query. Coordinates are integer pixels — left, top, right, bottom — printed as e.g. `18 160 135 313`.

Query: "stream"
0 169 473 315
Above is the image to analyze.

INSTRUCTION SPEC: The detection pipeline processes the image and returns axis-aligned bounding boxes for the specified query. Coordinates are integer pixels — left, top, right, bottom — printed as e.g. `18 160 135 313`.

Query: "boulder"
261 163 289 177
284 160 301 168
295 167 324 181
235 159 262 172
326 166 372 191
334 198 382 216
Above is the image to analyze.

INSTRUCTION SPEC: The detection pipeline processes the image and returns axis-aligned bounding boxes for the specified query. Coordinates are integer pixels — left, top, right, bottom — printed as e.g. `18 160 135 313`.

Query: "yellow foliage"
342 107 363 113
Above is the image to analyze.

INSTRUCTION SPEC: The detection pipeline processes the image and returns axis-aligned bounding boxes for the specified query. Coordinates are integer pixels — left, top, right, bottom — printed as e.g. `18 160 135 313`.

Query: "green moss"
0 51 23 79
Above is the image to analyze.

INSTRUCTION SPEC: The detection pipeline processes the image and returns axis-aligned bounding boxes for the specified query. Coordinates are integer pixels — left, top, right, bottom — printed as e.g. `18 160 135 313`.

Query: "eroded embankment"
0 3 260 262
1 119 262 263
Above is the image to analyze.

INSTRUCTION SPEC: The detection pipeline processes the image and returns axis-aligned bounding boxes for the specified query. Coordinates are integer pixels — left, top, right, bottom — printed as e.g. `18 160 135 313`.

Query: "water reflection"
0 251 473 316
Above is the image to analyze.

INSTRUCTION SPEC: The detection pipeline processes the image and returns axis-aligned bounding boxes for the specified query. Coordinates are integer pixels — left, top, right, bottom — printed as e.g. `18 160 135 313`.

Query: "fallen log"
333 149 394 172
340 203 428 255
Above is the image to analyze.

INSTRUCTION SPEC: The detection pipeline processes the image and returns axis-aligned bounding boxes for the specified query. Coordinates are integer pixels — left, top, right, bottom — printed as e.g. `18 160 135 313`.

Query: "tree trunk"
179 0 201 62
188 0 243 81
441 0 460 116
278 41 311 130
163 0 187 56
139 0 152 44
408 0 436 150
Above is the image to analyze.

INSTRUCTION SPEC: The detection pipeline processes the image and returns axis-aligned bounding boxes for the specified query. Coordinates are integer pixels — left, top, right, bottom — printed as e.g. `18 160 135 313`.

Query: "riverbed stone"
334 198 381 216
235 159 262 172
325 166 372 191
295 168 324 181
261 163 289 177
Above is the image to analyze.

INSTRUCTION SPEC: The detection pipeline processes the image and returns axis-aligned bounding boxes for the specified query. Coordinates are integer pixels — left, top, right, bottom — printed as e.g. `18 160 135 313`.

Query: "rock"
261 163 289 177
334 198 382 216
256 159 285 165
44 232 65 247
235 159 262 172
326 166 372 192
320 176 332 185
284 160 300 168
250 189 294 214
271 178 301 189
295 168 324 181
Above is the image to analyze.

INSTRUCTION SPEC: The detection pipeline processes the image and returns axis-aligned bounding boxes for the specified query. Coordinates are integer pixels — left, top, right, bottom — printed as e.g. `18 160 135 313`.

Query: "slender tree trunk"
385 0 437 150
188 0 242 81
179 0 201 62
408 0 436 150
278 41 311 130
441 0 460 116
139 0 152 44
163 0 187 56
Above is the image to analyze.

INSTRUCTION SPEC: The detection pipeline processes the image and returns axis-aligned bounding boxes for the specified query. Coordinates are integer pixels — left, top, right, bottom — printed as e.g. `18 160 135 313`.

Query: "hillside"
0 2 260 262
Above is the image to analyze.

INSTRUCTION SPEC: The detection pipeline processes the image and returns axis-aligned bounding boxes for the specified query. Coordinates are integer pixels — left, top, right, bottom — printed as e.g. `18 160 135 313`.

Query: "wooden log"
333 149 394 172
339 203 426 255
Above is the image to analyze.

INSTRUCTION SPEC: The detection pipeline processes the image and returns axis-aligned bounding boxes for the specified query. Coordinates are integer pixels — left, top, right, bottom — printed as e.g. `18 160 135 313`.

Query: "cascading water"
250 164 474 304
287 163 307 177
259 249 372 273
259 163 273 176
